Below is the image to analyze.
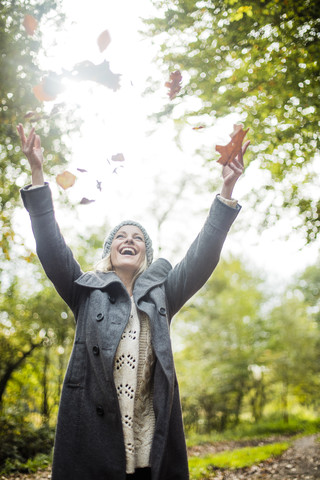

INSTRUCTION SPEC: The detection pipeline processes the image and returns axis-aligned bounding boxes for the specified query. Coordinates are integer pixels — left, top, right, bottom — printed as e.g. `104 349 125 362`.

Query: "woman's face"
110 225 146 275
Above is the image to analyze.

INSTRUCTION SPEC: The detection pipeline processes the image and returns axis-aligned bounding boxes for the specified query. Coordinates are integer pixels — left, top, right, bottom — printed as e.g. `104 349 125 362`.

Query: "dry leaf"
80 197 95 205
33 83 57 102
96 180 102 191
97 30 111 52
56 171 76 190
23 14 38 36
111 153 125 162
165 70 182 100
77 168 88 173
216 124 249 166
192 125 205 130
24 111 35 119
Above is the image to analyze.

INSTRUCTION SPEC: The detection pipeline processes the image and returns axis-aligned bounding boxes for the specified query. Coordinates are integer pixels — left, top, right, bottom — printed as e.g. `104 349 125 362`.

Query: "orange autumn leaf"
165 70 182 100
216 124 249 166
33 83 57 102
23 14 38 36
97 30 111 52
192 125 205 130
56 171 76 190
111 153 125 162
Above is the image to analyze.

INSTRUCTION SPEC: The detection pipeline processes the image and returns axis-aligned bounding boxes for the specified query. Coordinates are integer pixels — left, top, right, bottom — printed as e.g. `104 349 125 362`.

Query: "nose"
125 236 134 244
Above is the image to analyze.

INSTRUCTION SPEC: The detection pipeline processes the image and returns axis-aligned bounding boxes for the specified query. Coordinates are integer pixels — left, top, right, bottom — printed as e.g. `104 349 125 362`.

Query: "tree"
0 0 78 262
144 0 320 241
172 256 267 432
265 295 319 421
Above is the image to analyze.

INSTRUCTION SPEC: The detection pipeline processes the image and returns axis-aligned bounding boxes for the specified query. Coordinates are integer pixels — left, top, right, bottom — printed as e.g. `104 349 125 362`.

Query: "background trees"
144 0 320 241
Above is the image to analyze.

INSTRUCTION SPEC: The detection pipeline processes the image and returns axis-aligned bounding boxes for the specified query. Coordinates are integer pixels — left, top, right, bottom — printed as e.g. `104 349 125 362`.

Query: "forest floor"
1 433 320 480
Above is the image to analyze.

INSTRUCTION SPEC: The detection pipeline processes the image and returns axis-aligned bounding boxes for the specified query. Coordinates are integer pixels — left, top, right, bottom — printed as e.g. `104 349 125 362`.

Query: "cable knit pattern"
113 297 155 474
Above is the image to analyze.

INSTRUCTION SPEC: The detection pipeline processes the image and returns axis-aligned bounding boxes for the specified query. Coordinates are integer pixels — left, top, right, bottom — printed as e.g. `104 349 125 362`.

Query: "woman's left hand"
221 140 250 199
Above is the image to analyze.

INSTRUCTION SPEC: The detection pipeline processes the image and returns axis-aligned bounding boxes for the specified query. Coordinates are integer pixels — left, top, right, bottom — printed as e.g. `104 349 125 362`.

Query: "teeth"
121 248 135 255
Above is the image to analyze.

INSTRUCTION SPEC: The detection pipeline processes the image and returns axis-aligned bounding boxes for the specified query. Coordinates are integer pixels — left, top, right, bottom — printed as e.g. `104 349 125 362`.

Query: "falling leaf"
216 124 249 166
97 30 111 52
111 153 125 162
96 180 102 191
77 168 88 173
23 14 38 36
113 166 124 174
192 125 205 130
72 60 121 91
24 111 35 119
80 197 95 205
165 70 182 100
33 83 57 102
56 171 76 190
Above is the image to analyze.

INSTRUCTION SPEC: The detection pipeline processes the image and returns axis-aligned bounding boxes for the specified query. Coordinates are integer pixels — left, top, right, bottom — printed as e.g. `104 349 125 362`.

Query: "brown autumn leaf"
80 197 95 205
165 70 182 100
216 124 249 166
23 14 38 36
33 83 57 102
192 125 205 130
97 30 111 52
111 153 125 162
24 111 35 119
56 171 76 190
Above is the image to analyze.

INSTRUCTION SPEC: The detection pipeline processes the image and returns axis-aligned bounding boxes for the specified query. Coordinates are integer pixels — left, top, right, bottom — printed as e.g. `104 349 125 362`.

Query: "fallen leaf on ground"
111 153 125 162
80 197 95 204
23 14 38 36
216 124 249 166
165 70 182 100
56 171 76 190
97 30 111 52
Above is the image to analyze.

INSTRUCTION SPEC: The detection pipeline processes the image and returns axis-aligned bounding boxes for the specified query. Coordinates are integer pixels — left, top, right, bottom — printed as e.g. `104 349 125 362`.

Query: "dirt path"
1 434 320 479
196 434 320 480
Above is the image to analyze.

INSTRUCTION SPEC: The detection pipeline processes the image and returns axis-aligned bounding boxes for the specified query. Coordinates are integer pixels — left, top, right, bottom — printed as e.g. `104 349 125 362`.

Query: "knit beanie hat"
102 220 153 266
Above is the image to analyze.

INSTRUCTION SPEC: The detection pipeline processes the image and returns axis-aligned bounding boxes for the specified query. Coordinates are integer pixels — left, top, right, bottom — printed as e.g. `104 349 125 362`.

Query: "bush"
0 417 54 473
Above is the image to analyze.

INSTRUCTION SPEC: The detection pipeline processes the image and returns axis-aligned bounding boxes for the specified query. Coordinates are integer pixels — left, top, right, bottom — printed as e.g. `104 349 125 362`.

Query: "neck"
114 269 135 296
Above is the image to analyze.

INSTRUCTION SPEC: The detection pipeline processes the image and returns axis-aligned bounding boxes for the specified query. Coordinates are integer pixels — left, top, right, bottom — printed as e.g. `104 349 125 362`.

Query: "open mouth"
120 247 136 256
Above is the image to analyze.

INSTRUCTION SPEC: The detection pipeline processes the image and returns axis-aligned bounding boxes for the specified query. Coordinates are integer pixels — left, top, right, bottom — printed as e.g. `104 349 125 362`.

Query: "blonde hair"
95 252 148 285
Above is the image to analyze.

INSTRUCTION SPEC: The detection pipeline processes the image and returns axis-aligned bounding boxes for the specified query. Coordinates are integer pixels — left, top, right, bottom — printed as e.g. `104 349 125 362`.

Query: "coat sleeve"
164 196 241 318
21 183 83 311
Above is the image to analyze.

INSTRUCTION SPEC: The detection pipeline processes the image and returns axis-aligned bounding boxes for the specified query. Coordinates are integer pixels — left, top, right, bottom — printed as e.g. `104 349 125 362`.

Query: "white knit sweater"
113 297 155 474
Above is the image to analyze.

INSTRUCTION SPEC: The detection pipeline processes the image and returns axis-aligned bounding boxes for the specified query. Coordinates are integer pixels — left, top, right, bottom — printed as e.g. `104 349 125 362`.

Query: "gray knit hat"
102 220 153 266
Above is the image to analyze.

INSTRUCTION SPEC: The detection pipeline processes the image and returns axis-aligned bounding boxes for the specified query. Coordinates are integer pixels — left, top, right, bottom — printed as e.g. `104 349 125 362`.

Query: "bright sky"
18 0 319 290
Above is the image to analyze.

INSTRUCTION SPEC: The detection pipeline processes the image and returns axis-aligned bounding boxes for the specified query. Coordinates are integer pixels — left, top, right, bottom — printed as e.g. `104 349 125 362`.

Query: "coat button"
96 405 104 416
92 345 100 356
96 312 104 322
159 307 166 316
109 295 116 304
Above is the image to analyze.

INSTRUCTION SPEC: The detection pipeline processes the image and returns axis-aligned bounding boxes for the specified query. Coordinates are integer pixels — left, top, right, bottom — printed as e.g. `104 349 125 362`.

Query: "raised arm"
165 140 250 318
17 124 83 312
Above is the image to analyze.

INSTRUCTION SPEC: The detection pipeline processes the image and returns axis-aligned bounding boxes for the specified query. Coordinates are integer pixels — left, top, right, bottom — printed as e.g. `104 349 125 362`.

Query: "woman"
17 123 249 480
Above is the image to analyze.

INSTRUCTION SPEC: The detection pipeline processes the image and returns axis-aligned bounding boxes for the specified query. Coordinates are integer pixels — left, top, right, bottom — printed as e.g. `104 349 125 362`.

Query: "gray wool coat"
21 183 240 480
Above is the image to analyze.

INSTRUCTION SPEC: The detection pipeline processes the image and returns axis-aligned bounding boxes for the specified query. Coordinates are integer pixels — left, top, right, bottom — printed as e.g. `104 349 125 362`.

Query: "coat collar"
74 258 172 298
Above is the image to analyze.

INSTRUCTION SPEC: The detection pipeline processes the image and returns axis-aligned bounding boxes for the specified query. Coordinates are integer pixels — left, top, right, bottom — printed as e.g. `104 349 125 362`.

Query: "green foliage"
0 0 79 262
172 256 320 432
189 442 290 479
0 416 54 473
1 453 51 475
144 0 320 241
186 415 320 447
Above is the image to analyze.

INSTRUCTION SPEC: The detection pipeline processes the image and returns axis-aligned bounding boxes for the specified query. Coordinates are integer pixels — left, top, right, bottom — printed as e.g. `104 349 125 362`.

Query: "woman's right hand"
17 124 44 185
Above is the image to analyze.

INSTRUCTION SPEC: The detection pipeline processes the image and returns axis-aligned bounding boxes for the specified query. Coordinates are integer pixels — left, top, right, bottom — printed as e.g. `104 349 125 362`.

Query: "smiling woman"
17 122 249 480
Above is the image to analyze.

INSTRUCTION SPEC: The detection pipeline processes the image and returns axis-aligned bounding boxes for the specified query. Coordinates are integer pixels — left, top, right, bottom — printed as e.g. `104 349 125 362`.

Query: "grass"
186 416 320 447
189 441 290 479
